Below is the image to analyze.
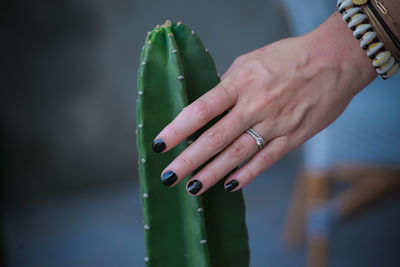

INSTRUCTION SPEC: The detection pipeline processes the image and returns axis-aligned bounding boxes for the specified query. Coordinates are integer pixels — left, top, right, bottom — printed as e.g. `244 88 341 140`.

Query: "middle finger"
186 129 260 195
160 108 255 187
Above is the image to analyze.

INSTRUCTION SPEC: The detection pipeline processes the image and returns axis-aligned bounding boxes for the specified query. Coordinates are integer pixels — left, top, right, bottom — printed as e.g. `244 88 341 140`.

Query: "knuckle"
219 79 238 102
229 140 248 160
223 60 264 99
190 99 210 123
260 153 274 168
176 156 195 173
227 110 244 130
204 168 219 184
205 127 226 150
232 64 261 92
235 68 254 87
252 96 271 117
241 166 255 182
233 55 246 66
165 123 178 137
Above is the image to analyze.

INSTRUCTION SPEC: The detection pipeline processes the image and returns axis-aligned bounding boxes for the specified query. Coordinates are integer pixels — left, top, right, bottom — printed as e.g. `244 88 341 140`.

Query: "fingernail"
225 180 239 192
187 180 202 195
161 170 177 186
152 139 166 153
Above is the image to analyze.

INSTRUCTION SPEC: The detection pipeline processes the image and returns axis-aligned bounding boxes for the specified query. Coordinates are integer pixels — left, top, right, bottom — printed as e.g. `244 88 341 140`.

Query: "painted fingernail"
225 180 239 192
152 139 166 153
187 180 202 195
161 170 177 186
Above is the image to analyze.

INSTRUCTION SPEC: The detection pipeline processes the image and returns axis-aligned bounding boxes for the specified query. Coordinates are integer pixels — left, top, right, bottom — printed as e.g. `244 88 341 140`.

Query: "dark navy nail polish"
187 180 202 195
152 139 166 153
225 180 239 192
161 171 177 186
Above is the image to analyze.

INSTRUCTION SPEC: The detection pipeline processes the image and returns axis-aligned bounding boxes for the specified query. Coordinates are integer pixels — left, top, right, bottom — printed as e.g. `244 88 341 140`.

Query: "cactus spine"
136 20 249 267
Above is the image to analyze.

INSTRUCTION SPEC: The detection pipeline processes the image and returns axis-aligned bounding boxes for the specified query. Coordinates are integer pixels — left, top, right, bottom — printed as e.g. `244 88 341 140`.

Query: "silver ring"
245 128 265 151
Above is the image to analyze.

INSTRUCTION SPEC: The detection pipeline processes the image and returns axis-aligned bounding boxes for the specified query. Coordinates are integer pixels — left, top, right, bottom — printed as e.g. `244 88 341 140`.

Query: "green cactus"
136 20 249 267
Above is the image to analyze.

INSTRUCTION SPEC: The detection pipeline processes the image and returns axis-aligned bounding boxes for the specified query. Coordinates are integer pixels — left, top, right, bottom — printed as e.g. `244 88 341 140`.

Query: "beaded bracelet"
337 0 399 79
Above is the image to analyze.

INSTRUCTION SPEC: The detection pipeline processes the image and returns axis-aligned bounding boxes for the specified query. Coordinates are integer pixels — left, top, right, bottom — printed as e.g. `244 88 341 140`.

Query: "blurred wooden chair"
283 165 400 267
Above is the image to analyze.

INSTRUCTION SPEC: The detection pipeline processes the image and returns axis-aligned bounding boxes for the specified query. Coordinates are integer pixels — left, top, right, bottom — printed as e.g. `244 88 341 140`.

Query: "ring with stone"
245 128 266 151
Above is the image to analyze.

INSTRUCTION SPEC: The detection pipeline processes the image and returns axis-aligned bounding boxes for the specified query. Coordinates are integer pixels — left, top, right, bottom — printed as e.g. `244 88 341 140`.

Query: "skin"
154 10 397 195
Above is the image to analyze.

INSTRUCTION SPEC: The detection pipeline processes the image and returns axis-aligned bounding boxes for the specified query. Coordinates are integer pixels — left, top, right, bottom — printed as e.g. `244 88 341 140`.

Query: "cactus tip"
177 21 182 25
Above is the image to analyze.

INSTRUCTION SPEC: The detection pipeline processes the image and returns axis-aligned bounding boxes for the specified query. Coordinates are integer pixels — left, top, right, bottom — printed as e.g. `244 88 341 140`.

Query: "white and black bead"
338 2 398 79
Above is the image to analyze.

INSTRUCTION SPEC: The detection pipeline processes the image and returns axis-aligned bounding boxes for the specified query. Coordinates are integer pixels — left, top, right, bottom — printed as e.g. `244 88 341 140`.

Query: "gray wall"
3 0 289 203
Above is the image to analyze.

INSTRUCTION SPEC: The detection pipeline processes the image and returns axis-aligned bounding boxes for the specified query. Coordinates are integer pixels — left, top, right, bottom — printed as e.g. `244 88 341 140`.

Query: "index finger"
152 79 237 153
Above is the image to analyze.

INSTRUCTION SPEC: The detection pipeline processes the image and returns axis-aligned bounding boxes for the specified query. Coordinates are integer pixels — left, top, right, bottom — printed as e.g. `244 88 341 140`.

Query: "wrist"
306 12 378 96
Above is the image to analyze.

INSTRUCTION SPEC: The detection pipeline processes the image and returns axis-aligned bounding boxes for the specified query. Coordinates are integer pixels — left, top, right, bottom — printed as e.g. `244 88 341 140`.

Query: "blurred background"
2 0 400 266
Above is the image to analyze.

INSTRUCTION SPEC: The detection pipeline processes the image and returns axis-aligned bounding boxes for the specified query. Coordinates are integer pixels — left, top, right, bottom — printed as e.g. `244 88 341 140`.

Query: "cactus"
136 20 249 267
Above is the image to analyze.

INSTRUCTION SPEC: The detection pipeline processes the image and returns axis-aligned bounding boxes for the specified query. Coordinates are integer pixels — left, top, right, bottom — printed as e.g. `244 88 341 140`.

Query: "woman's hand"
153 12 377 195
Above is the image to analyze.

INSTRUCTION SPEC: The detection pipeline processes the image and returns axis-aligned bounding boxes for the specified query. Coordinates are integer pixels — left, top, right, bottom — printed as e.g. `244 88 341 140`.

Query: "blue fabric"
282 0 400 169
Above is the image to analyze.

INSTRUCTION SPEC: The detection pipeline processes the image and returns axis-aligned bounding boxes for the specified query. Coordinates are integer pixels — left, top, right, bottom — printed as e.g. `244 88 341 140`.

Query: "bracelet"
364 1 400 61
337 0 399 79
373 0 400 36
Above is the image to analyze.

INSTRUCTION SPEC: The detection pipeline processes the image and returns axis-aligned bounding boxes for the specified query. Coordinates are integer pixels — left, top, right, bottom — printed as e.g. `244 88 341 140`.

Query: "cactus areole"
136 20 250 267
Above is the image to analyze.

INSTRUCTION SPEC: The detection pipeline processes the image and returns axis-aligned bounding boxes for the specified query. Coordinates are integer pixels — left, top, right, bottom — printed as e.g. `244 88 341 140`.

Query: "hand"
153 12 377 195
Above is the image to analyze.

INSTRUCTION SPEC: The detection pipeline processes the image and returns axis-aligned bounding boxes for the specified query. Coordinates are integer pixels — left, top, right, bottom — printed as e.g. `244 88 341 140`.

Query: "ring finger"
160 108 255 186
185 123 270 195
223 135 292 192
